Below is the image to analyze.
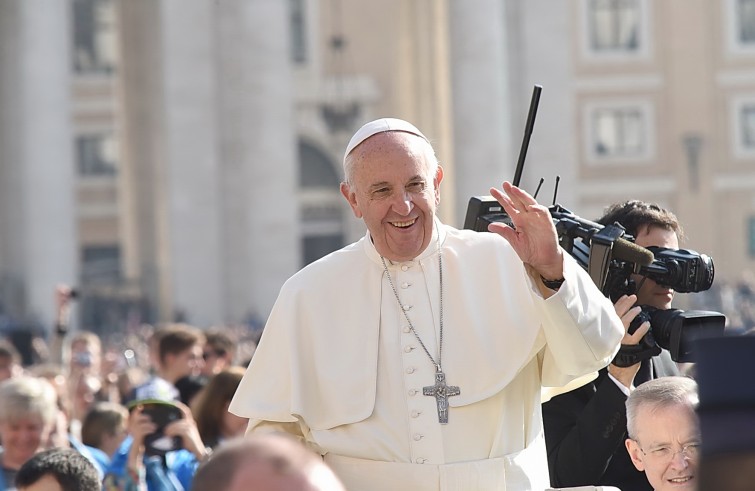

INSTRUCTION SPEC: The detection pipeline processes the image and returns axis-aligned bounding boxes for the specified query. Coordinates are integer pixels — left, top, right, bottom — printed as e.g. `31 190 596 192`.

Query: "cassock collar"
362 216 447 267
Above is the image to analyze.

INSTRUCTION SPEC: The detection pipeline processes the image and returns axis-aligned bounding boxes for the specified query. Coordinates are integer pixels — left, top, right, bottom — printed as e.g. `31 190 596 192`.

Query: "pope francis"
230 118 624 491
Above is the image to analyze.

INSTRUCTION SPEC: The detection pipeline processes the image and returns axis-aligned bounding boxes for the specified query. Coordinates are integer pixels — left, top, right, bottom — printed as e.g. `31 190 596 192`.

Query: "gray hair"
0 376 58 427
626 376 698 439
342 131 440 189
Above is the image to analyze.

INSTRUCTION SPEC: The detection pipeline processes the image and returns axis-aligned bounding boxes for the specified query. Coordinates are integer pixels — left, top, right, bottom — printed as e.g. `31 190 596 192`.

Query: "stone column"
448 0 513 226
0 0 77 328
216 0 299 322
513 0 576 207
161 0 223 326
118 0 223 325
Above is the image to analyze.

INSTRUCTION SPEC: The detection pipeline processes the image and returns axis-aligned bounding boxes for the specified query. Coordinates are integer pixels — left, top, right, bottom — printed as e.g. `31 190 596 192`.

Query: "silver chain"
380 236 444 372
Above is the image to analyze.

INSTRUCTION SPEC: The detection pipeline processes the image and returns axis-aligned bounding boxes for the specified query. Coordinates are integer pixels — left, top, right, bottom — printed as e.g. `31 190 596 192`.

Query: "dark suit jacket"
543 350 679 491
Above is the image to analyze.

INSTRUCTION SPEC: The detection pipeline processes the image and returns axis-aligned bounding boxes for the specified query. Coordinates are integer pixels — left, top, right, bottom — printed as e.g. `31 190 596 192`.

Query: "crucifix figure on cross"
423 370 461 424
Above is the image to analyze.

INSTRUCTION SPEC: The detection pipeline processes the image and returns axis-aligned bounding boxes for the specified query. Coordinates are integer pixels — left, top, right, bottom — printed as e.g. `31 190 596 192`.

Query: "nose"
392 189 413 215
668 449 691 469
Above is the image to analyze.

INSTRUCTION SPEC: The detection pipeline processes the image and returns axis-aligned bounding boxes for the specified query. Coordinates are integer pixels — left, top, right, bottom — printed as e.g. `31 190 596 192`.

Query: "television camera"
463 85 725 363
464 197 724 363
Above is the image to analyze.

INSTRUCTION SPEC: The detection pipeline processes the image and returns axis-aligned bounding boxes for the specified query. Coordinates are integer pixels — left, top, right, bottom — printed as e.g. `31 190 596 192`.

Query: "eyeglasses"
636 441 701 464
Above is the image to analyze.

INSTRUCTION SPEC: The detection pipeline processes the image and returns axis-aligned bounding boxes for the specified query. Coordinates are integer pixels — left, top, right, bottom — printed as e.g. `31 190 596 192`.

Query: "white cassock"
230 221 623 491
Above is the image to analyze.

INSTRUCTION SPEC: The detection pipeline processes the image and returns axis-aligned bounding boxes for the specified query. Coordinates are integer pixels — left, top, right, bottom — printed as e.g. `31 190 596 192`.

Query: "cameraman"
543 200 682 491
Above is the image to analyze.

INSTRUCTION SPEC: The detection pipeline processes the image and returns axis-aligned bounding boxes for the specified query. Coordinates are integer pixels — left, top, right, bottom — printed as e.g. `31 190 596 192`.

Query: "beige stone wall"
4 0 754 329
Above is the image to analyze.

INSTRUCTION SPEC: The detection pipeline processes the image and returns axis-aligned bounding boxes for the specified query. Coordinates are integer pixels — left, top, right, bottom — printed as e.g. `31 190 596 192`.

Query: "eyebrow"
646 436 701 447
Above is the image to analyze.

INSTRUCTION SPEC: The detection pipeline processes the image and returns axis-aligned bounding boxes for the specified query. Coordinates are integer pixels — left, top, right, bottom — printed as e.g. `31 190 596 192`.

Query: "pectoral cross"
423 370 460 424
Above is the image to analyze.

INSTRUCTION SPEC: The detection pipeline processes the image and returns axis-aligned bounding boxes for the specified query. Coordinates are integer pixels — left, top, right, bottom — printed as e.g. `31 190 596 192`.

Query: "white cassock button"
401 282 410 289
415 458 426 464
403 305 412 311
403 326 411 333
406 367 415 374
401 265 409 271
404 346 413 353
411 410 420 418
413 434 423 441
408 389 418 396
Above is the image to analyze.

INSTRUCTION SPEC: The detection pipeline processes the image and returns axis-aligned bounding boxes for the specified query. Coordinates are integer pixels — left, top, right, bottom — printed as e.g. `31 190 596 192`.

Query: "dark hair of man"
81 401 126 449
205 329 236 359
15 448 100 491
157 324 205 364
597 200 683 241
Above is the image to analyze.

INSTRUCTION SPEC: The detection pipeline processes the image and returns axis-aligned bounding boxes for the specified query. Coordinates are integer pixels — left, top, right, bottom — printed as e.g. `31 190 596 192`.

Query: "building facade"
0 0 753 333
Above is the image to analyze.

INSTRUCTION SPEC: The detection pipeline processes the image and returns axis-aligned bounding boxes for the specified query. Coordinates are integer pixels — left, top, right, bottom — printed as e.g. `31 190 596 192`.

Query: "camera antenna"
552 175 561 205
512 84 543 187
533 178 545 200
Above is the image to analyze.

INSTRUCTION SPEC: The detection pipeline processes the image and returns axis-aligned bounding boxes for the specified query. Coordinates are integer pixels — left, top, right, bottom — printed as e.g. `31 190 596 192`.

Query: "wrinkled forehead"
351 130 427 160
3 413 45 427
637 402 698 437
348 132 435 185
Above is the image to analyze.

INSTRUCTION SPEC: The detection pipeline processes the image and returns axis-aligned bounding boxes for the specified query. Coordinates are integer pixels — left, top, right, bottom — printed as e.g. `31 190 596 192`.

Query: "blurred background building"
1 0 754 337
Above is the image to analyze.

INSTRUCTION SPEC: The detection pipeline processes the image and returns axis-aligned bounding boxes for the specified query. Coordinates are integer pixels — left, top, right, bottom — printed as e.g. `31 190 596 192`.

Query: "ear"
340 182 363 218
625 438 646 471
433 166 444 205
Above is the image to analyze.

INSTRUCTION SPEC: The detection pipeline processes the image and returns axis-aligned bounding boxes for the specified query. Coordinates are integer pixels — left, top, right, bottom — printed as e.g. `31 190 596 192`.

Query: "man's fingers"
490 187 518 216
614 294 638 318
488 222 518 245
503 181 537 209
621 305 642 323
626 321 651 344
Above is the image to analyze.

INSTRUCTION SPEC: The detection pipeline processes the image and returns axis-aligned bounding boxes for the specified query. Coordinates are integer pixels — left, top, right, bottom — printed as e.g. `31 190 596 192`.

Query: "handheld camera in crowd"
127 399 184 456
463 85 725 363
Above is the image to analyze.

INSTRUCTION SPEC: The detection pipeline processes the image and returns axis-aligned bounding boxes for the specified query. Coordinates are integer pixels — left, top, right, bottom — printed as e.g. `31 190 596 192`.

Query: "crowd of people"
0 301 262 490
0 117 752 491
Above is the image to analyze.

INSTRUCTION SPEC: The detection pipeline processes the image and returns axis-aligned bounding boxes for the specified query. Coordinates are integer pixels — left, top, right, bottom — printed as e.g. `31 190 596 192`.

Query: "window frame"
728 95 755 159
725 0 755 56
582 98 656 165
72 0 117 74
76 132 118 177
579 0 652 62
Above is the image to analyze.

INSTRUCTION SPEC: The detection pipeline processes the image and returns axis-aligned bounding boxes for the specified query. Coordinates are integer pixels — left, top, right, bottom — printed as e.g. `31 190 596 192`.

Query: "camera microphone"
551 210 654 267
612 238 654 267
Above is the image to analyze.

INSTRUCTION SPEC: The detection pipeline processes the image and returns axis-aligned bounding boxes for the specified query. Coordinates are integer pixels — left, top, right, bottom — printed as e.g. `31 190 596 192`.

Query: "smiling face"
340 131 443 262
0 415 50 469
626 403 700 491
633 225 680 310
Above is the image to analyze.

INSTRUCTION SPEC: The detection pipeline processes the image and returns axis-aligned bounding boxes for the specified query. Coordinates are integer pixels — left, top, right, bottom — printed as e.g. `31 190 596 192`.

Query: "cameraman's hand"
489 182 563 282
608 294 650 389
163 401 208 460
128 406 157 448
127 406 157 475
